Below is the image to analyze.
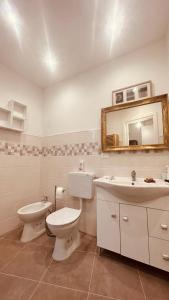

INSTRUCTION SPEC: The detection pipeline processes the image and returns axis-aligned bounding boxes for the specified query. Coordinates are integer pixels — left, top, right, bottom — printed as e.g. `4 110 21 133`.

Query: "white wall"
0 63 43 136
0 64 42 235
41 37 169 236
43 38 168 135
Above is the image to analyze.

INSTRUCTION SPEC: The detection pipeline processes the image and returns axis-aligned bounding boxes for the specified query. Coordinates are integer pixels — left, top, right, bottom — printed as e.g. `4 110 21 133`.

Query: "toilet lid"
46 207 81 226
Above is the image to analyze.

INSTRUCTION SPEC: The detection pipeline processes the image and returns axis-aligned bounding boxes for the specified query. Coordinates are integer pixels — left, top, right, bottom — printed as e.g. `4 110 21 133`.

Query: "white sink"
94 176 169 201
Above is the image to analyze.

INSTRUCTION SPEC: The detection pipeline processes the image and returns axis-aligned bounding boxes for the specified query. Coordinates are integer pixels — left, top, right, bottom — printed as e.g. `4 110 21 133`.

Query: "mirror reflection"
106 102 163 147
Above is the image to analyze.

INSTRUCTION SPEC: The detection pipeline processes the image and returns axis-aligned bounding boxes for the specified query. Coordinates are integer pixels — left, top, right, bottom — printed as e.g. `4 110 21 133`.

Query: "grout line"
86 254 96 300
137 269 147 300
28 257 53 300
0 271 38 283
0 246 25 272
88 292 121 300
75 249 97 255
0 269 120 300
27 281 40 300
40 281 89 294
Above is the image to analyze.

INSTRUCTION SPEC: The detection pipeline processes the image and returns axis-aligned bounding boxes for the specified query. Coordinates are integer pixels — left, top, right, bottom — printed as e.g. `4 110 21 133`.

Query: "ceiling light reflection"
0 0 22 49
43 51 58 73
40 5 58 74
105 0 124 57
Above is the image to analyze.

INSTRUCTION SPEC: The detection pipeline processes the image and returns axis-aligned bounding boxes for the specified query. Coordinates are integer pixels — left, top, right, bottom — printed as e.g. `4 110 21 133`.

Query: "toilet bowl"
17 201 52 242
47 171 94 261
46 207 81 261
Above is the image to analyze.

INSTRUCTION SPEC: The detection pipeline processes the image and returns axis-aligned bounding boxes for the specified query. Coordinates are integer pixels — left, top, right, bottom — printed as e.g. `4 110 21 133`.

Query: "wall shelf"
0 100 27 132
0 107 11 129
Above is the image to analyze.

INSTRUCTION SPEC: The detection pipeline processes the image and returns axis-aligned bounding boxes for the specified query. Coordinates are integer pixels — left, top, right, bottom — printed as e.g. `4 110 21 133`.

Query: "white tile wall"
0 133 41 235
41 130 169 236
1 129 169 237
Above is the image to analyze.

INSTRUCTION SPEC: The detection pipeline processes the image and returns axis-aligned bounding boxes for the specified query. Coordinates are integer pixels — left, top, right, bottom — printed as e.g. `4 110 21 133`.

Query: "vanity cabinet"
96 187 169 272
97 200 120 253
148 208 169 241
149 237 169 272
120 204 149 264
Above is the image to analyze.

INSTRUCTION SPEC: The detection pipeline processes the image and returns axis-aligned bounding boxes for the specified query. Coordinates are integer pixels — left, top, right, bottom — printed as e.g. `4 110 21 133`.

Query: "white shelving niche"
0 100 27 132
0 107 11 130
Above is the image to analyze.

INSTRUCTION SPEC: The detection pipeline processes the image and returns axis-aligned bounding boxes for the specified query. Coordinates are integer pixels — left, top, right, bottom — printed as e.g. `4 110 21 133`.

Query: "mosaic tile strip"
42 142 100 156
0 141 42 156
0 141 100 156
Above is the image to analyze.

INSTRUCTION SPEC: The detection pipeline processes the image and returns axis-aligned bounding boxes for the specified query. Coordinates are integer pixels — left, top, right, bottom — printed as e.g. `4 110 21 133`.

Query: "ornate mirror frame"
101 94 169 152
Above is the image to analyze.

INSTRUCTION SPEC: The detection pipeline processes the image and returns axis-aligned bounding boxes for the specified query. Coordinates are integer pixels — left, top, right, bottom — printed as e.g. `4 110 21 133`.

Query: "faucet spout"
42 195 48 203
131 170 136 182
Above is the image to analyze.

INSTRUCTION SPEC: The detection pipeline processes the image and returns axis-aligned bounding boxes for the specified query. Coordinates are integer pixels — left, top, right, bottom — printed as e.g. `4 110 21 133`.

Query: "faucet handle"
131 170 136 175
42 194 48 202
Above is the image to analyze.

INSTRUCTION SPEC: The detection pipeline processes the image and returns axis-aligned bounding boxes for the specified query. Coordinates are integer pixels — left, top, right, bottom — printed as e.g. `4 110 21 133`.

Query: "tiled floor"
0 228 169 300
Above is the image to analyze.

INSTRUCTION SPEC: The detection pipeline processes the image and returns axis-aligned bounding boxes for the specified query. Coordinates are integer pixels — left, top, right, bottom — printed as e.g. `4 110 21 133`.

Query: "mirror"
101 94 169 151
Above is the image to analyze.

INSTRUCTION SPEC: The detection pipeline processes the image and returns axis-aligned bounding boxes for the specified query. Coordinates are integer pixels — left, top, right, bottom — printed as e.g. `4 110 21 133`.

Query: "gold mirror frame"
101 94 169 152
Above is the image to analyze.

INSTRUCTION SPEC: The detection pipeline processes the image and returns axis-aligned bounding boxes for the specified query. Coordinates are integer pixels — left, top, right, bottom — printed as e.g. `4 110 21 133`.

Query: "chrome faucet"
42 195 48 203
131 170 136 182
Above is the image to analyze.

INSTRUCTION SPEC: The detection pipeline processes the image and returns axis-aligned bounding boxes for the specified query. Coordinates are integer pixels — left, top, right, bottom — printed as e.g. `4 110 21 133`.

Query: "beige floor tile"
77 232 97 253
31 282 88 300
0 239 24 269
43 251 94 291
139 264 169 300
3 243 52 280
3 227 23 241
33 232 55 248
90 254 144 300
0 273 38 300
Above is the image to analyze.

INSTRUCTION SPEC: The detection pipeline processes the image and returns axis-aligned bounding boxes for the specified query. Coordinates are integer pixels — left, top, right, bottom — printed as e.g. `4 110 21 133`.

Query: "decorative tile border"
0 141 100 156
42 142 100 156
0 141 41 156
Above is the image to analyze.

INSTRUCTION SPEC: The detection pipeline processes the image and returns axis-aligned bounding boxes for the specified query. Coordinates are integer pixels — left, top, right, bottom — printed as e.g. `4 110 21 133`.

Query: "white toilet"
46 171 94 261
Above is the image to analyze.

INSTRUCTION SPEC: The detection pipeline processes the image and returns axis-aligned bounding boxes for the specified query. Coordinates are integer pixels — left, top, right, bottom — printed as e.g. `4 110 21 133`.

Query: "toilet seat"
46 207 81 226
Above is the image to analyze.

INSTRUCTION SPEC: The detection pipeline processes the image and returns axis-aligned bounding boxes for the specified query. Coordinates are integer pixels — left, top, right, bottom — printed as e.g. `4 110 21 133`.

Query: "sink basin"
94 176 169 201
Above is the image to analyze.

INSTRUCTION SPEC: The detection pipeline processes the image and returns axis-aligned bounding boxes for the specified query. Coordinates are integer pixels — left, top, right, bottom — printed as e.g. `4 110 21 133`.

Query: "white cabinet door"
120 204 149 264
97 200 120 253
148 208 169 241
149 237 169 272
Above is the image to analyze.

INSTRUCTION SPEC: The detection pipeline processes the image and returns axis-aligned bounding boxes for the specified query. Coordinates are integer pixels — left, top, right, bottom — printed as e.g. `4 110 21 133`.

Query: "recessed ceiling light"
43 51 58 73
105 1 124 56
0 0 22 32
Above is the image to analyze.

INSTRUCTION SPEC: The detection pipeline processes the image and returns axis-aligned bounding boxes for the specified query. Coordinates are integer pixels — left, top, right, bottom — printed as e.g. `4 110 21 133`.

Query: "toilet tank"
68 171 94 199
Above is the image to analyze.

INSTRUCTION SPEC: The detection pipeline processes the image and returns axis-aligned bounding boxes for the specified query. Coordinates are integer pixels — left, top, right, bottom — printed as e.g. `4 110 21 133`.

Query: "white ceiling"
0 0 169 88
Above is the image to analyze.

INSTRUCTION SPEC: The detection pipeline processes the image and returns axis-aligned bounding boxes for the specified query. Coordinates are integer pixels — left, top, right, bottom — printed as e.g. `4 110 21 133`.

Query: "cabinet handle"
122 216 128 221
111 214 116 218
162 254 169 261
161 224 168 230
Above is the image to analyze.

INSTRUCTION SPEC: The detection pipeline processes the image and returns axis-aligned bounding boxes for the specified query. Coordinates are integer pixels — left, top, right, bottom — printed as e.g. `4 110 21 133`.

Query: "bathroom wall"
43 38 168 135
0 63 43 235
42 38 169 236
1 37 169 236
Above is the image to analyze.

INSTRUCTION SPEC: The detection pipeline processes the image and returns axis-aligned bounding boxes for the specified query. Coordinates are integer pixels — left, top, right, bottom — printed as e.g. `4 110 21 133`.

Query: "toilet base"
52 229 80 261
20 218 45 242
